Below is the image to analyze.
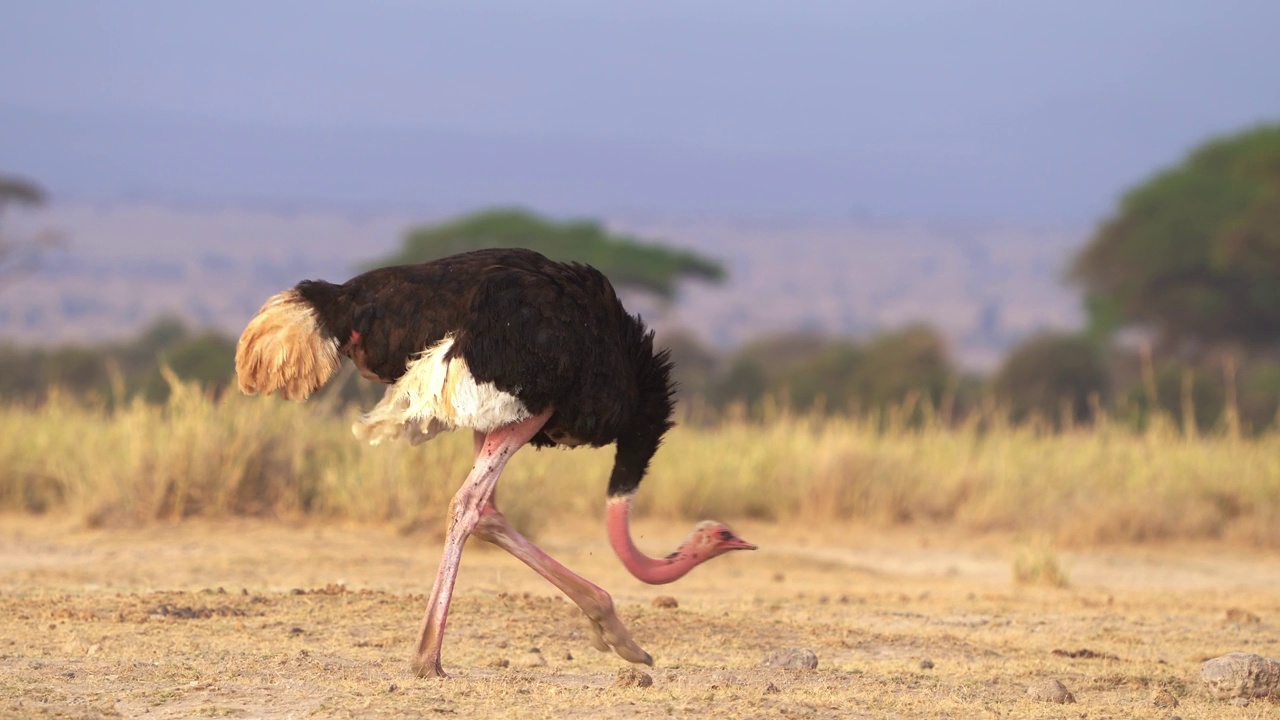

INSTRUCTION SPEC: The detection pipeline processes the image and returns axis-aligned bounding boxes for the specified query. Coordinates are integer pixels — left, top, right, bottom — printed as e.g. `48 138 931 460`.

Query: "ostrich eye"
717 530 734 541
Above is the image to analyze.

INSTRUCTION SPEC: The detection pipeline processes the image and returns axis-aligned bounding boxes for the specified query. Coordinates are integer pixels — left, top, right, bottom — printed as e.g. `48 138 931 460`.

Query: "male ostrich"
234 247 755 678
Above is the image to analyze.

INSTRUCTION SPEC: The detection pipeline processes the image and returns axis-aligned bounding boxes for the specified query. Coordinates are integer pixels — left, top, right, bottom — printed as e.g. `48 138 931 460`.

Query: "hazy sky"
2 1 1278 223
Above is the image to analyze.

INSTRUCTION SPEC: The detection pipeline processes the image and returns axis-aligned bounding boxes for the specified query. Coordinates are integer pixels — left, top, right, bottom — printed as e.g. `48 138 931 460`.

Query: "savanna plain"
2 382 1279 718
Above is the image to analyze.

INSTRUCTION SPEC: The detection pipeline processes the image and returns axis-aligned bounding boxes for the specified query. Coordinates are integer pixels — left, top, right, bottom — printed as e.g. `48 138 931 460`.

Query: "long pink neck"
606 496 702 585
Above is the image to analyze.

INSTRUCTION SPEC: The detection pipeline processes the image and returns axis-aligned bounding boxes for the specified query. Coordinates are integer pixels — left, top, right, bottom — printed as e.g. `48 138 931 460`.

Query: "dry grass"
2 378 1279 548
1012 537 1071 588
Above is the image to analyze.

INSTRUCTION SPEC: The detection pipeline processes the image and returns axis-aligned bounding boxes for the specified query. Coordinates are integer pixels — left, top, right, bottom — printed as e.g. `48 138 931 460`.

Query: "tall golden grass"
2 376 1277 547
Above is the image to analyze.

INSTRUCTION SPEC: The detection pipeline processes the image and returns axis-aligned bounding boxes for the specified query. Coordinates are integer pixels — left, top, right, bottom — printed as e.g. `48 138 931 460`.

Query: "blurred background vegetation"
3 122 1280 434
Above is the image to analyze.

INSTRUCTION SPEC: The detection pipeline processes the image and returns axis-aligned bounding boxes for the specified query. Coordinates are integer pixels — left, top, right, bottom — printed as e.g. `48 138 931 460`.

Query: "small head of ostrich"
676 521 759 560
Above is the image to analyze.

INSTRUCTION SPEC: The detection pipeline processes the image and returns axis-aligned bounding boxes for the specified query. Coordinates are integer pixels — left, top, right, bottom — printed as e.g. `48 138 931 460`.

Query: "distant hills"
0 202 1085 370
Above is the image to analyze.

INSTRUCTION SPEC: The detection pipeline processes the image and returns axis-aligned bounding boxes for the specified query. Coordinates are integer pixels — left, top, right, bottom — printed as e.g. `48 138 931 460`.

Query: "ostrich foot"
411 657 448 679
582 603 653 665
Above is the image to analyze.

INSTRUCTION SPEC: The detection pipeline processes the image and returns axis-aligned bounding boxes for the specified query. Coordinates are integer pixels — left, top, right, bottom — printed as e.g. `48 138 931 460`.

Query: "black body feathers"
294 248 676 497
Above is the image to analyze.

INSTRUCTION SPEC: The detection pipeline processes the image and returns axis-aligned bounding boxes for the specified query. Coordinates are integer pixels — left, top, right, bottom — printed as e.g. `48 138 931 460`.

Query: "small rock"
763 648 819 670
563 651 573 661
652 596 679 609
1151 689 1178 708
1225 608 1261 625
1201 652 1280 699
488 657 510 669
772 572 785 582
516 652 546 668
496 639 509 649
612 667 653 688
708 671 733 689
387 683 399 693
1026 678 1076 704
763 681 780 694
920 659 935 670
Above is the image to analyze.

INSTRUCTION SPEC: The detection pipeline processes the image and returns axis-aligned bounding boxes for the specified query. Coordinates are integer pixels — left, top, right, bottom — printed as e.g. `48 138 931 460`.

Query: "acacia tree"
368 208 726 300
1070 124 1280 354
0 174 62 285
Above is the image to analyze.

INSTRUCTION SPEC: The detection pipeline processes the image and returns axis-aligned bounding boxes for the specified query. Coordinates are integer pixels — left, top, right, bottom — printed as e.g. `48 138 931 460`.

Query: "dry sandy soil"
2 516 1278 719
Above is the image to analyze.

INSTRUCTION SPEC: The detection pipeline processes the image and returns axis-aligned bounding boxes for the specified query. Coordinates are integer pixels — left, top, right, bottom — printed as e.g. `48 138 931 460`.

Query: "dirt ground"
2 516 1278 719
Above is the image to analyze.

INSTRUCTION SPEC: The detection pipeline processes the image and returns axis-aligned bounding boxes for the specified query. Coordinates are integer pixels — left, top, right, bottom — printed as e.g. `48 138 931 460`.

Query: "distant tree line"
0 319 236 406
7 312 1278 432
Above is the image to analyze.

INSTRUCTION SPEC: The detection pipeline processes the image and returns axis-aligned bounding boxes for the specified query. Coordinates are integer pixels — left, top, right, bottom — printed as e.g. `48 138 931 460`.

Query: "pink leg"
474 505 653 665
411 410 552 678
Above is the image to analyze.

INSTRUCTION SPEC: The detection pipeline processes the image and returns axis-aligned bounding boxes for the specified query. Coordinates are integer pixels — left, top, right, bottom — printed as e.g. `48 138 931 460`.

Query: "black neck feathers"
606 322 677 498
294 279 351 343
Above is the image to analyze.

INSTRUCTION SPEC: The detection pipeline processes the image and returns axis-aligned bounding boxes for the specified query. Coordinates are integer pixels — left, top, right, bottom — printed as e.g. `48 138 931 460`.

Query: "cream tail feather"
235 289 341 401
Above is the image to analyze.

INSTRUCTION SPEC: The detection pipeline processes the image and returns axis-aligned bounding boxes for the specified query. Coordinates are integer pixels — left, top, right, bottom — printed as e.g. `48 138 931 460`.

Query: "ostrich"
234 247 756 678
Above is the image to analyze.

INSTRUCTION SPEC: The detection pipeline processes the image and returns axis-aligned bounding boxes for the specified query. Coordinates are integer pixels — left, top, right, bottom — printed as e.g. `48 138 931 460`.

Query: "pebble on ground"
1026 678 1076 704
613 667 653 688
762 648 819 670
